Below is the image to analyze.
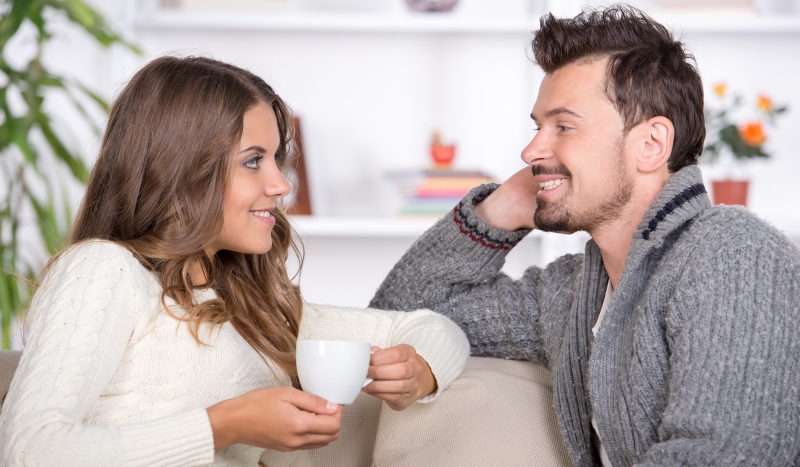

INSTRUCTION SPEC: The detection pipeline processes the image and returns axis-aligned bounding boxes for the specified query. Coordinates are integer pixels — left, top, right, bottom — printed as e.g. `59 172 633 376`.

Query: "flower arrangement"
703 83 788 163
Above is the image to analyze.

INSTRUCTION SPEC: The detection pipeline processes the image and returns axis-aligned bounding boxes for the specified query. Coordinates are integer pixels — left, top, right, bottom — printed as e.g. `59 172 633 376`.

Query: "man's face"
524 58 634 234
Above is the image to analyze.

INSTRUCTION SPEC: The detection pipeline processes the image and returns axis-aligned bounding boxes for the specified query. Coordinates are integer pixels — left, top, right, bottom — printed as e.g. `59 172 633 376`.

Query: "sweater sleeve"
298 302 469 402
0 242 214 467
638 221 800 466
370 184 584 365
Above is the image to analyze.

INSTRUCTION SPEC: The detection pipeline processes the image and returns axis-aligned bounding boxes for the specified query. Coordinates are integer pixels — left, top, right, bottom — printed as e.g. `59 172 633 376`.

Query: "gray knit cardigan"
370 165 800 466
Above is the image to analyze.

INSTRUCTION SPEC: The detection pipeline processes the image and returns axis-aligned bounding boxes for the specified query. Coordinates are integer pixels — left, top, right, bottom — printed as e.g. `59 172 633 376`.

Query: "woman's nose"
264 164 290 198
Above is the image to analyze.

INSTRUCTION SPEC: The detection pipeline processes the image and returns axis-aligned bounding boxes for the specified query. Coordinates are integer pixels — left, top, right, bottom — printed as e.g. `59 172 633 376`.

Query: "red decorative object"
430 131 455 167
711 179 749 207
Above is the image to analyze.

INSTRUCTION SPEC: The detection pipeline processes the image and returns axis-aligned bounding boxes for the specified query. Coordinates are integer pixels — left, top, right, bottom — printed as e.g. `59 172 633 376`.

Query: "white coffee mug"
296 339 373 405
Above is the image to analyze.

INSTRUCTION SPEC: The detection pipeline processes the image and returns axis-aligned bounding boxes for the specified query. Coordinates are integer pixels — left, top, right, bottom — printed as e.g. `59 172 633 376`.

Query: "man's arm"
370 175 583 365
639 221 800 465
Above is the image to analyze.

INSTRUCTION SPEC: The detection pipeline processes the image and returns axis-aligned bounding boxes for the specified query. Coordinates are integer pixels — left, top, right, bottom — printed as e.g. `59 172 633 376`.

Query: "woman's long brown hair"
66 56 304 385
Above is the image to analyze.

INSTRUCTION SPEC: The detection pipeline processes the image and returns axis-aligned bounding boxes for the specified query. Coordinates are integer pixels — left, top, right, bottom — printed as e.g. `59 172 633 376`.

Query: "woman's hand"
207 386 342 451
361 344 437 411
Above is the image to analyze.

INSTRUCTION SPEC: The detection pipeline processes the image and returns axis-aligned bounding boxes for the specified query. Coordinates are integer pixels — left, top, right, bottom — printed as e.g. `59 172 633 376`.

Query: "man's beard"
533 140 632 233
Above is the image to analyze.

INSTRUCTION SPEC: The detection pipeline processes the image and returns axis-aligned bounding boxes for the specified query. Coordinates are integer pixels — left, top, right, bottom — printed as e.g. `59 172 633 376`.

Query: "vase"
405 0 458 12
711 179 749 207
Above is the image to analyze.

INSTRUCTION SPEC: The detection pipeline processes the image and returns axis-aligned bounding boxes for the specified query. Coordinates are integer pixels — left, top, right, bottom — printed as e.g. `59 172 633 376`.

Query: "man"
370 5 800 466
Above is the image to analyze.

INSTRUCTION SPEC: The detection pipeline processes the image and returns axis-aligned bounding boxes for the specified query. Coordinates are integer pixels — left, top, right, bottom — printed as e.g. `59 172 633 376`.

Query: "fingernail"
326 401 337 411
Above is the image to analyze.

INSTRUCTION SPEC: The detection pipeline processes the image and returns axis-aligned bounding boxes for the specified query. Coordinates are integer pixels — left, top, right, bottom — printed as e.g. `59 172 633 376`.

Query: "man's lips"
531 165 570 192
538 178 567 191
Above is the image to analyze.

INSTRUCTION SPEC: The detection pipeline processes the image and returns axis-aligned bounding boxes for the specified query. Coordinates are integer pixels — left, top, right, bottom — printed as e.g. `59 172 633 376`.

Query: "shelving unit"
291 215 436 237
129 1 800 306
135 10 539 34
135 9 800 35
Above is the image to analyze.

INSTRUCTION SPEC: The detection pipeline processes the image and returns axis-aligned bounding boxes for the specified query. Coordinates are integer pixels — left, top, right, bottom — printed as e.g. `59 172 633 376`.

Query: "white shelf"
135 9 800 35
135 10 538 34
290 214 800 240
653 11 800 34
290 215 438 238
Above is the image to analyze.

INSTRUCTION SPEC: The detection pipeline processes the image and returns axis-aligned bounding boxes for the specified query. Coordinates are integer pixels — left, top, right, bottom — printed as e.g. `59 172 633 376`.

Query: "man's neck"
592 180 667 288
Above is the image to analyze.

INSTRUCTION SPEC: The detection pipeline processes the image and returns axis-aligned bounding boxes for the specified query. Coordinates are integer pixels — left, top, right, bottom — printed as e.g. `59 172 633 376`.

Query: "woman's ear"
636 116 674 173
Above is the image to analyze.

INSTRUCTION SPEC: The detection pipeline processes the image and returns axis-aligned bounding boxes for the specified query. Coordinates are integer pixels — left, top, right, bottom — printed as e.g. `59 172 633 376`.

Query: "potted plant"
702 82 788 206
0 0 139 348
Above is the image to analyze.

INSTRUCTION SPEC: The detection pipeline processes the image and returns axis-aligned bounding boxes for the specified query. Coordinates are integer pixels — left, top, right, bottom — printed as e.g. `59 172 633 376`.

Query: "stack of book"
386 168 495 216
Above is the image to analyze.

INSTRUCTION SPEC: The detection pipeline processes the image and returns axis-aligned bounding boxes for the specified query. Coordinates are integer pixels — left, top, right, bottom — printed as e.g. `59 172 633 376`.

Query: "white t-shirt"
591 281 614 467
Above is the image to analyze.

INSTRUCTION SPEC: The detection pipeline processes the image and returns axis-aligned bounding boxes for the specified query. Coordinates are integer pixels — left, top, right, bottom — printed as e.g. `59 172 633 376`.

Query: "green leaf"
0 0 30 47
29 194 64 255
37 115 90 183
62 89 104 135
57 0 141 53
11 121 40 170
74 81 110 113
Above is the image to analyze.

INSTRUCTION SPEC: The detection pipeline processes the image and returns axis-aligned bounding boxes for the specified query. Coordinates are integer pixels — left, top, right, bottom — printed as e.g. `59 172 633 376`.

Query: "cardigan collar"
635 165 711 245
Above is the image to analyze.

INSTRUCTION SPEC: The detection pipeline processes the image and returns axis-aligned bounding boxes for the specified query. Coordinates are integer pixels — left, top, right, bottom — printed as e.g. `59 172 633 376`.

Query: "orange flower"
757 94 773 112
713 83 727 97
739 121 767 147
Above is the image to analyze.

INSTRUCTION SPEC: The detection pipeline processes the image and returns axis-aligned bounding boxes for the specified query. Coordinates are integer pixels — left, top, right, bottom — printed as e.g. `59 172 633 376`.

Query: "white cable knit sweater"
0 241 469 466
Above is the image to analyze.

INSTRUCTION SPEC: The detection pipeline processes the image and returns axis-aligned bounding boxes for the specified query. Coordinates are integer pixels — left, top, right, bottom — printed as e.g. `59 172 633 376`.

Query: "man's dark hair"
532 5 705 172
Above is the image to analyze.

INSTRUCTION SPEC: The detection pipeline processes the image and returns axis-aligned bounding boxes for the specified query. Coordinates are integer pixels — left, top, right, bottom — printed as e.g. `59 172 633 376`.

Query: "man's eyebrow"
530 107 586 121
238 145 267 154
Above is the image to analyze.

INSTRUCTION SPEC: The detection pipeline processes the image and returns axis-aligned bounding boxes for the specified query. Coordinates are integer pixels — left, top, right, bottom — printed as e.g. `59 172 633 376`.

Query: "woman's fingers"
285 388 340 416
363 344 437 411
288 404 343 436
210 386 343 451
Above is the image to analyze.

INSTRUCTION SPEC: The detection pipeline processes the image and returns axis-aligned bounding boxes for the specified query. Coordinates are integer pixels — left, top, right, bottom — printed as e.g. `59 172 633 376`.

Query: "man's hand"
207 386 343 451
473 166 539 231
361 344 437 411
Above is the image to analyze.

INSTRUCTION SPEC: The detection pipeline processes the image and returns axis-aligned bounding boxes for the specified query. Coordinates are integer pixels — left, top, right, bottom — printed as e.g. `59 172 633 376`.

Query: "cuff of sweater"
401 312 470 403
120 408 214 466
454 184 531 248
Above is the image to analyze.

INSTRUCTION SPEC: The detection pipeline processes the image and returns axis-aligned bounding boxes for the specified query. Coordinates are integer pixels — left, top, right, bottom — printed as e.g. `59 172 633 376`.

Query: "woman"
0 56 469 466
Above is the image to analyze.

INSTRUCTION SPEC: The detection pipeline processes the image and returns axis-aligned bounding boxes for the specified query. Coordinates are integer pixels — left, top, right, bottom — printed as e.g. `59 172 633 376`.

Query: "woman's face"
208 102 290 256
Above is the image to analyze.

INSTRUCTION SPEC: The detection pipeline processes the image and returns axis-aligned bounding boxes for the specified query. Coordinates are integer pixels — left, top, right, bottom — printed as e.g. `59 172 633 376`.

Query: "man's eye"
533 126 541 133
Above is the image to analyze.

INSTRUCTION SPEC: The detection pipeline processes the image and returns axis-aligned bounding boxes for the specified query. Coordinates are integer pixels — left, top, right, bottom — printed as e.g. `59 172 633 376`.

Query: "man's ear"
636 116 674 173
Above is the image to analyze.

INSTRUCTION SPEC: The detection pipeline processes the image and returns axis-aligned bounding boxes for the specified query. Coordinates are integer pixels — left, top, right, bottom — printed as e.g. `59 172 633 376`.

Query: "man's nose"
521 133 553 165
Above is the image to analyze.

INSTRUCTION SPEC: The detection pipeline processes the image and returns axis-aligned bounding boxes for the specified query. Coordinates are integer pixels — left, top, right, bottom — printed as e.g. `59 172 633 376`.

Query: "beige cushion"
0 350 21 412
371 356 572 467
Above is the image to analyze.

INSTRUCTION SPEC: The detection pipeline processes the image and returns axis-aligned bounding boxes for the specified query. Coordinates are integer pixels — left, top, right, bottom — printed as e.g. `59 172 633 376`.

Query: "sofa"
0 350 572 466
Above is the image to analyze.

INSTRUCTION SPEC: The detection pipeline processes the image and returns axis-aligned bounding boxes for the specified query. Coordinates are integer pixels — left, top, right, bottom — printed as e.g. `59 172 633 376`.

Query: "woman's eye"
244 155 263 169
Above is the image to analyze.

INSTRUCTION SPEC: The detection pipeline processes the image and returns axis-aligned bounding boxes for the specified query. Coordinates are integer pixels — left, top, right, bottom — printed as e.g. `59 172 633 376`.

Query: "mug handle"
363 348 376 387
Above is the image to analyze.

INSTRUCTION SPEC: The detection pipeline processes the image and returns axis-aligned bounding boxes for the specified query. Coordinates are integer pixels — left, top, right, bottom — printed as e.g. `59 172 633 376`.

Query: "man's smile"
539 178 567 191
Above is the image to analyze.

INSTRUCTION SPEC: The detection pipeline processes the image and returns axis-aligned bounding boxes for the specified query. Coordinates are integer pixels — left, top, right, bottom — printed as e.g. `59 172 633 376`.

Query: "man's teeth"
253 211 273 218
539 179 566 190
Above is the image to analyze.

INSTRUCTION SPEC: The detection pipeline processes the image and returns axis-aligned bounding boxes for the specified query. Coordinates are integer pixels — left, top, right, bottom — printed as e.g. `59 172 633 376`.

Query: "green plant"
703 82 789 164
1 0 139 348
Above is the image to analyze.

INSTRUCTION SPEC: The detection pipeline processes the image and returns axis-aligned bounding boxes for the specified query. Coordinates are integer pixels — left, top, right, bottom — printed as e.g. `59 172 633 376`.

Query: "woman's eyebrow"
238 145 267 154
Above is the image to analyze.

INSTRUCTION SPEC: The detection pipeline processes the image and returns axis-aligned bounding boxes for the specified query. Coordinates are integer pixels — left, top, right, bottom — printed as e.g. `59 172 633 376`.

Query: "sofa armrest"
371 356 572 467
0 350 22 413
